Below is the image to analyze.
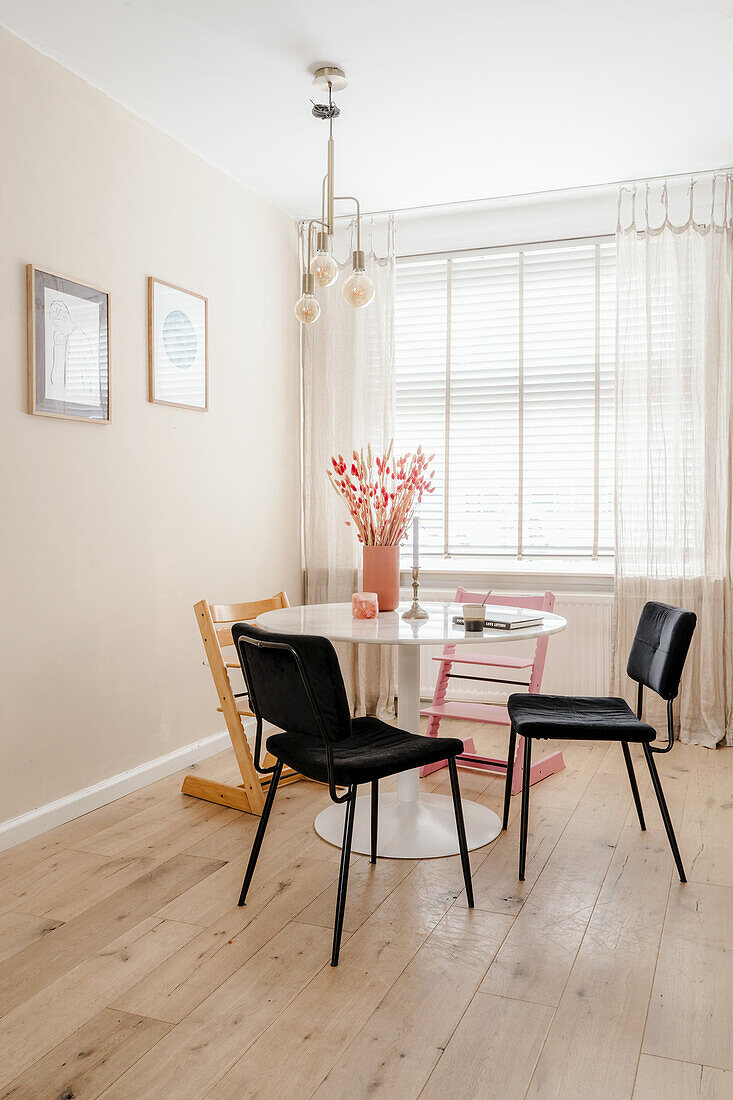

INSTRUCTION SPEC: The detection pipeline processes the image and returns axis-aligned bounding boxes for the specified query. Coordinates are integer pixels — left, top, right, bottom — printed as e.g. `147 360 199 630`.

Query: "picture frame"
148 277 208 411
27 265 110 423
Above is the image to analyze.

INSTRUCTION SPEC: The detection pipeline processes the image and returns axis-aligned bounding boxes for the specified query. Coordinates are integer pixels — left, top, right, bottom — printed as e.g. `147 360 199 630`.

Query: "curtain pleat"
613 178 733 746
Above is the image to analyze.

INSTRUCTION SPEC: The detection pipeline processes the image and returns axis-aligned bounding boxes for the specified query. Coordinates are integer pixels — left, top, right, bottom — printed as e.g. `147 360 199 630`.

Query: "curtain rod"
320 164 733 222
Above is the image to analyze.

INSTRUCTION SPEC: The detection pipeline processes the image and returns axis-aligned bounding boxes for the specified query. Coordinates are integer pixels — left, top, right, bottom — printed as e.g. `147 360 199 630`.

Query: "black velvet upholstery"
232 623 352 743
506 601 695 886
233 622 475 963
508 601 697 743
233 622 464 783
267 716 465 786
626 602 697 700
507 695 656 742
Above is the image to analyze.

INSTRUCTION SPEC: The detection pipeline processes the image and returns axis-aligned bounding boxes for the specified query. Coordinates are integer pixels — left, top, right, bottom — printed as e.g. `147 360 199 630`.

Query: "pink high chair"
420 588 565 800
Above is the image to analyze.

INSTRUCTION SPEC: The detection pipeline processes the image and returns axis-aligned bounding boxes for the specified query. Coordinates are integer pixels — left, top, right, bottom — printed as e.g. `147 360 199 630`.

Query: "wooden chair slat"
183 591 300 816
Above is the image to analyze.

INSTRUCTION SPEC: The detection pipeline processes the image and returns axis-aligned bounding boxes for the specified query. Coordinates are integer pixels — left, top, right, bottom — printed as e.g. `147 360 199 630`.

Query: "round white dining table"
256 600 567 859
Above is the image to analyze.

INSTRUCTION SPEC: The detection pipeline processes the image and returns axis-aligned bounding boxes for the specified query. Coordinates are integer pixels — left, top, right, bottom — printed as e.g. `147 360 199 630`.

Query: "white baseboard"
0 726 243 854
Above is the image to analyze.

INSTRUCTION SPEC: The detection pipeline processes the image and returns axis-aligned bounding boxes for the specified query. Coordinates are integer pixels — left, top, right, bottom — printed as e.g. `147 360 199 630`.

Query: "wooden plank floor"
0 719 729 1099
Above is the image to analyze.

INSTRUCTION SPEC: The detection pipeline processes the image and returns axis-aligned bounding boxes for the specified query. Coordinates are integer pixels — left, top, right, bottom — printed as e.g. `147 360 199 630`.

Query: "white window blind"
395 239 616 559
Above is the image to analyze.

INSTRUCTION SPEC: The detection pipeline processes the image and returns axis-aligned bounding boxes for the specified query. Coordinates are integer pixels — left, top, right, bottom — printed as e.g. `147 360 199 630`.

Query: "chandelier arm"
298 219 327 295
305 219 319 276
334 196 362 255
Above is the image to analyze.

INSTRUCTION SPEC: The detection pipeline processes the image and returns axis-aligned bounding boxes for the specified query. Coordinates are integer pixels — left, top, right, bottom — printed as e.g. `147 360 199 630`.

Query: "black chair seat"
267 716 464 786
507 694 657 742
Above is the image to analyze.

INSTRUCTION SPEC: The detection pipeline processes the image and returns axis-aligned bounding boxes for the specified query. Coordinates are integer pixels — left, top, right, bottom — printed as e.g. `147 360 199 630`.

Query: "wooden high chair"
181 593 302 815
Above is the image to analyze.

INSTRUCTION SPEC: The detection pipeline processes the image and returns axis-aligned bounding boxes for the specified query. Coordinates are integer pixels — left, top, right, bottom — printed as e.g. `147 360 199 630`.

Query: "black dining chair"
503 601 696 883
232 622 474 966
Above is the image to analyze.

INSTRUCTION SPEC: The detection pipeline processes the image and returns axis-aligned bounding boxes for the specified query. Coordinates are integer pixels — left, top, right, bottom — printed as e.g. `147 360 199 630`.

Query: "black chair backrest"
626 601 696 700
232 622 352 744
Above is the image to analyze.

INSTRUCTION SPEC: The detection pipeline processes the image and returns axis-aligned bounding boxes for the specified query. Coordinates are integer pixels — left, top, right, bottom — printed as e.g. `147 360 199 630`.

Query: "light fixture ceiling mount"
312 65 348 92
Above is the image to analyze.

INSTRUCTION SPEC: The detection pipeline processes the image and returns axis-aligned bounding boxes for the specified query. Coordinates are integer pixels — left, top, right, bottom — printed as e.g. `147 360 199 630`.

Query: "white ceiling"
1 0 732 219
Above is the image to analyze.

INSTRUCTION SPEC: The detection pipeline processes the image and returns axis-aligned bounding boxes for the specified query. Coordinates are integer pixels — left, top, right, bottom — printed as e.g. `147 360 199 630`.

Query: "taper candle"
412 514 419 570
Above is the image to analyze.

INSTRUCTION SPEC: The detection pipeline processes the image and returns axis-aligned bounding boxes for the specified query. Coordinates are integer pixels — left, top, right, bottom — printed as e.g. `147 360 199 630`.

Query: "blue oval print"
162 309 197 370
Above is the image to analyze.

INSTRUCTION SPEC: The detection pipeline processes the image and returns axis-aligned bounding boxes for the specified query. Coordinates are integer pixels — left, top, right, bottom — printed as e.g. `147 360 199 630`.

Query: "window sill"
401 556 614 596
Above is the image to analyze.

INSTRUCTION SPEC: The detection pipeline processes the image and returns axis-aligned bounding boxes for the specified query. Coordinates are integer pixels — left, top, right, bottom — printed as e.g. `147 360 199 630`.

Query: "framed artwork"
27 265 110 423
148 277 208 410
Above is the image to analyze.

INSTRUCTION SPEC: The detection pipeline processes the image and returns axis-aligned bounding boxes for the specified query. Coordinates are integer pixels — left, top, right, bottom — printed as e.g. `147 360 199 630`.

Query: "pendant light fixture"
295 66 375 324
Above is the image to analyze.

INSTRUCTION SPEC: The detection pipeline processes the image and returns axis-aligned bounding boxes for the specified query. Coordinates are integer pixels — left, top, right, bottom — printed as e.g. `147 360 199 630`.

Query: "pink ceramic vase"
362 544 400 612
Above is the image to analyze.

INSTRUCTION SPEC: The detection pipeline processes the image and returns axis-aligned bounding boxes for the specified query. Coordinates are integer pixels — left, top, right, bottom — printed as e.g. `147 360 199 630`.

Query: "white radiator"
418 590 613 703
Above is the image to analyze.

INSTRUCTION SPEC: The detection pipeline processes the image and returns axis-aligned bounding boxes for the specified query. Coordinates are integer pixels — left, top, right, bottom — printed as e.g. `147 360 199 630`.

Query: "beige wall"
0 27 301 825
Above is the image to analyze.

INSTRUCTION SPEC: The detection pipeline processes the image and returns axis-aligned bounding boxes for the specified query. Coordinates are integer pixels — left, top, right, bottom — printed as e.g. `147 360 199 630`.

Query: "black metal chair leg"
518 735 532 881
370 780 378 864
621 742 646 830
238 759 283 906
502 727 517 830
448 757 474 908
331 785 357 966
642 743 686 882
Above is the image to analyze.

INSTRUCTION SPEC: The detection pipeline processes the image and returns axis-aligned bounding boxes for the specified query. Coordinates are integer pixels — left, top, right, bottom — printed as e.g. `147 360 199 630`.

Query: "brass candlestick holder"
402 566 429 620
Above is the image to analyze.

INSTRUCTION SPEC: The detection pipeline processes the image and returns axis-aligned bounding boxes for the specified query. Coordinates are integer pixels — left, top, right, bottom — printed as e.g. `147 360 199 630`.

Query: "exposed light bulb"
294 293 321 325
342 268 374 309
311 233 339 288
294 272 321 324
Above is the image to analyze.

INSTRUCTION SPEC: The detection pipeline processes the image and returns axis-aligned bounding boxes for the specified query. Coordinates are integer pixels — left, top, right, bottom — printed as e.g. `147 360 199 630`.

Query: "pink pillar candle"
352 591 379 619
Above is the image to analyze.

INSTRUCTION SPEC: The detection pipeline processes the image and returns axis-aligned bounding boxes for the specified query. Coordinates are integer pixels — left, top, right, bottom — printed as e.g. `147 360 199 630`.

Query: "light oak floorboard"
184 780 323 862
619 740 692 827
525 826 674 1098
421 991 554 1099
14 850 160 923
455 802 574 916
75 796 239 861
1 722 727 1100
634 1055 733 1099
0 802 137 883
0 1008 171 1100
0 853 223 1015
679 744 733 887
480 759 634 1005
294 853 418 934
643 880 733 1071
0 917 198 1089
99 921 335 1100
0 910 64 965
206 860 469 1099
113 857 339 1023
313 907 513 1098
0 848 110 917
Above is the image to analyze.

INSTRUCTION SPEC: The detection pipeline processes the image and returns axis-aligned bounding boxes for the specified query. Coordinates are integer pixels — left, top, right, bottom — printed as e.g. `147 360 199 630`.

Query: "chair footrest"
432 653 534 669
421 701 510 725
217 702 254 717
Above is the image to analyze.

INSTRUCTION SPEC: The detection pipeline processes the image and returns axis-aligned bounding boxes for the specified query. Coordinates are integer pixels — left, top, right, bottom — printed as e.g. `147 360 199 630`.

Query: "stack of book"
452 606 544 630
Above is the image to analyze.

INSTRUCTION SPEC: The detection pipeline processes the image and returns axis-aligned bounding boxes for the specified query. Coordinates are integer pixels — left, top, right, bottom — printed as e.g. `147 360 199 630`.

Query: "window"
394 239 616 560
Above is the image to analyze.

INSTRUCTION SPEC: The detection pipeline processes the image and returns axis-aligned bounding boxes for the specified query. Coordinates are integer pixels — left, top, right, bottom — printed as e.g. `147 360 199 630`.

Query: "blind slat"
395 240 616 558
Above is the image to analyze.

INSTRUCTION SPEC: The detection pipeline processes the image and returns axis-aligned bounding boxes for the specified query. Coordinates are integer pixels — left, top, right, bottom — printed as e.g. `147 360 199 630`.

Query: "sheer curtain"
612 177 733 746
300 217 397 719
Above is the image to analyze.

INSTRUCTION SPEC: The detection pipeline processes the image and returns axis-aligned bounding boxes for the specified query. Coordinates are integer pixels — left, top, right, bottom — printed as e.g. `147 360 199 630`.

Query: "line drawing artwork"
44 288 101 404
49 299 74 388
